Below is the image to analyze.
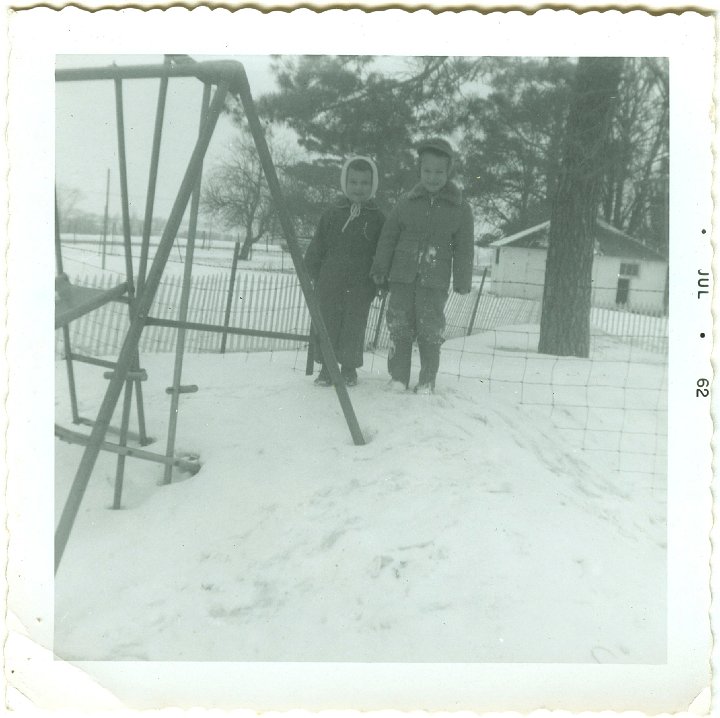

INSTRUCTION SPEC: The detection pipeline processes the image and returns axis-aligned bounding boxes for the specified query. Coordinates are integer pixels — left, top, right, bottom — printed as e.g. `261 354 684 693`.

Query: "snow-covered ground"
60 235 297 278
54 330 666 663
60 234 493 281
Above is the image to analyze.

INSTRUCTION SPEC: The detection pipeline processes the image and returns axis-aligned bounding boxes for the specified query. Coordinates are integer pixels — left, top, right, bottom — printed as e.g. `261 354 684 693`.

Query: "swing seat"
55 276 129 329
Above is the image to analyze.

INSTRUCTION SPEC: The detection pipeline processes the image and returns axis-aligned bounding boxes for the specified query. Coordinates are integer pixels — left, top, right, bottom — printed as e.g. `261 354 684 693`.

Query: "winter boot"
314 365 332 387
341 365 358 386
387 378 409 393
387 338 412 389
415 341 440 394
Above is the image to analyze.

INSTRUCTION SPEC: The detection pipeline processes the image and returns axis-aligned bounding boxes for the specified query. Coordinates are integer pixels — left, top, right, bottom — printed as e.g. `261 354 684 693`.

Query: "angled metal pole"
115 76 150 446
55 81 231 573
233 67 365 446
163 81 211 485
55 194 80 423
138 58 170 297
54 192 64 274
114 77 136 298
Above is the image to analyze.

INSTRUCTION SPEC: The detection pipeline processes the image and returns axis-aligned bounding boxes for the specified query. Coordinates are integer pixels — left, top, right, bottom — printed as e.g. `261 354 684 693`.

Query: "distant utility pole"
101 169 110 270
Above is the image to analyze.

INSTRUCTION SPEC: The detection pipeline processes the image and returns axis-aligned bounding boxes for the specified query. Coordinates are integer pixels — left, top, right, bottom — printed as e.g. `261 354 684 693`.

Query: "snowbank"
55 341 666 663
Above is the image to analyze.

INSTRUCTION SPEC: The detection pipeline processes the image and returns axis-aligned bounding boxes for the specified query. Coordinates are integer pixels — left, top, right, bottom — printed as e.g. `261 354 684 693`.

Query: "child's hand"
371 273 389 298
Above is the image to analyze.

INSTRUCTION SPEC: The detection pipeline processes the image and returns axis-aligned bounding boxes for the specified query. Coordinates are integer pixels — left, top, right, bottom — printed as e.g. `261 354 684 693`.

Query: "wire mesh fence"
56 269 668 480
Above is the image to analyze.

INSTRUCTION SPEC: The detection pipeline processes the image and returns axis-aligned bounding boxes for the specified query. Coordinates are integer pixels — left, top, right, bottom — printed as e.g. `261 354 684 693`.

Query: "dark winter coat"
305 197 385 298
370 181 474 293
304 197 385 367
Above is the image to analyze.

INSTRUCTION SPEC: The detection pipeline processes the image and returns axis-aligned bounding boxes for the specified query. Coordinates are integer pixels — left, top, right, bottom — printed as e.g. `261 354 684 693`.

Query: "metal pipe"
112 380 134 509
61 325 80 424
133 361 150 444
233 66 366 446
55 60 244 86
56 195 80 422
163 81 211 485
57 63 204 83
144 316 309 343
54 80 230 573
114 76 136 297
56 425 196 472
138 60 170 297
54 192 64 274
114 75 149 446
68 353 118 370
75 416 148 444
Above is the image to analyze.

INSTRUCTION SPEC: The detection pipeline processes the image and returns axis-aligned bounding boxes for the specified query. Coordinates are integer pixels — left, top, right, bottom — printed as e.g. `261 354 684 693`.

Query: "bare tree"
55 184 84 226
203 134 287 259
601 58 668 243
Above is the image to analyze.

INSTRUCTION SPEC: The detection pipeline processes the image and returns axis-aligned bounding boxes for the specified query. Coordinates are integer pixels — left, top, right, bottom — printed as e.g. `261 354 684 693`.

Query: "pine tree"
538 57 624 358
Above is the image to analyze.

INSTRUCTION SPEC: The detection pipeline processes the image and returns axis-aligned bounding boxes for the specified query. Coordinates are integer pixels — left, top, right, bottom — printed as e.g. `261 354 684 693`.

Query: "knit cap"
417 137 455 171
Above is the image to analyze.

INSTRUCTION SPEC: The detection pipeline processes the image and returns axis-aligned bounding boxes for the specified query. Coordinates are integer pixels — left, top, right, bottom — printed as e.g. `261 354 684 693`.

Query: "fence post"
466 267 488 336
234 273 249 352
280 274 293 349
220 238 242 353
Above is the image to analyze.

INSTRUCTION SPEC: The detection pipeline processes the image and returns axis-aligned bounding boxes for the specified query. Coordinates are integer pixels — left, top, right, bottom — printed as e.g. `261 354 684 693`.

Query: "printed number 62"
696 378 710 398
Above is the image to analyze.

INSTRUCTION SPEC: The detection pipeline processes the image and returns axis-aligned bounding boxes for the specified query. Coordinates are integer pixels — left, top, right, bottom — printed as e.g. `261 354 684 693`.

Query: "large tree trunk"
538 57 624 358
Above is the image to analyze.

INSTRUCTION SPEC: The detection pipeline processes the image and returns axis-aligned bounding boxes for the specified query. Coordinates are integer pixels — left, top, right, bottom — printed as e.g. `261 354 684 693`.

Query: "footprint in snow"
370 554 409 579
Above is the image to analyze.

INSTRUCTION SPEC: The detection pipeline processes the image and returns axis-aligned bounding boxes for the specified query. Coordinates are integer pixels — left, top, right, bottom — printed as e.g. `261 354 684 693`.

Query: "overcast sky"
55 54 279 222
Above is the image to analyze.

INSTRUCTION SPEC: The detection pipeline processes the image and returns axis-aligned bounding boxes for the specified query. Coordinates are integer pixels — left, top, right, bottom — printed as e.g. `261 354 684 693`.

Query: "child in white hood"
304 156 385 386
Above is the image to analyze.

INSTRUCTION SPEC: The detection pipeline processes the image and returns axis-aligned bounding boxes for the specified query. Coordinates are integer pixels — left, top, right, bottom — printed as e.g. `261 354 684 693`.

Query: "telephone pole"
101 169 110 269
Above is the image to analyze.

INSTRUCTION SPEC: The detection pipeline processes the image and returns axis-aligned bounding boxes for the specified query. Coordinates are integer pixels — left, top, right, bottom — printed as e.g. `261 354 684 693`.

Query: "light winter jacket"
371 181 474 292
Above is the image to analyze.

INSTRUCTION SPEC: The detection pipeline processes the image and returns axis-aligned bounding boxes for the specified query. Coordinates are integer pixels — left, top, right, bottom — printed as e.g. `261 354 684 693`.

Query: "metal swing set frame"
54 57 365 573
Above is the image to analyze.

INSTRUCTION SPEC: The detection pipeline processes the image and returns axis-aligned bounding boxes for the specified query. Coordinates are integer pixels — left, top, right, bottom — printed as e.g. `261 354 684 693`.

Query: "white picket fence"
55 271 669 359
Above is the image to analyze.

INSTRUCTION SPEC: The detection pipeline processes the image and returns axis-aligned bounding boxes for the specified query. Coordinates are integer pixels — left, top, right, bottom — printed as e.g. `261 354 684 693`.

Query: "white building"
489 219 668 313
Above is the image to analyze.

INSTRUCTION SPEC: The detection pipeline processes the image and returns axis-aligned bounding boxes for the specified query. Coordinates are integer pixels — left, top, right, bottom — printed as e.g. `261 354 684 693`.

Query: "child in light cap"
304 156 386 386
370 138 474 393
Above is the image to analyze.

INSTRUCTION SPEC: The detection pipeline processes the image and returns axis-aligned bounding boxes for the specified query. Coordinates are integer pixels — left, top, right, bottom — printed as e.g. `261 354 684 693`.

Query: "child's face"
420 153 450 194
345 168 373 203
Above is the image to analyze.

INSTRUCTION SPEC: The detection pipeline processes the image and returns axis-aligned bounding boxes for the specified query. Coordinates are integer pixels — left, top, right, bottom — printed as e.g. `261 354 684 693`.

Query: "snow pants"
314 284 375 368
386 281 447 386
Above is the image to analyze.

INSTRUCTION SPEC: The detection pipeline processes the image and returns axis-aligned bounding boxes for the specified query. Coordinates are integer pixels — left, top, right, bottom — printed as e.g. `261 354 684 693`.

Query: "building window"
495 248 500 265
619 262 640 277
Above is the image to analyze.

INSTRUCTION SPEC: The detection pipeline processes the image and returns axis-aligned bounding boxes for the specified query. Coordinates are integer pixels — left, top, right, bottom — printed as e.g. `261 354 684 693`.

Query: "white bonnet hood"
340 155 379 199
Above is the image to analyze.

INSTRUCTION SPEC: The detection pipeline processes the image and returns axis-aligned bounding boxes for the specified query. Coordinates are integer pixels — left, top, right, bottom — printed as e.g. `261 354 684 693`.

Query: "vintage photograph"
53 52 669 664
5 7 714 714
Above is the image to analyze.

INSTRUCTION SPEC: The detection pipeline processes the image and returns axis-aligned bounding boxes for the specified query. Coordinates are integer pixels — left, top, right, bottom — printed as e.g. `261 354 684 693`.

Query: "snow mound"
55 349 665 662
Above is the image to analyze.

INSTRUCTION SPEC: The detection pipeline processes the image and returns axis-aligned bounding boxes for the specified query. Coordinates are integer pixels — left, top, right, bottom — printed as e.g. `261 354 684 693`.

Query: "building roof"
490 219 666 262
